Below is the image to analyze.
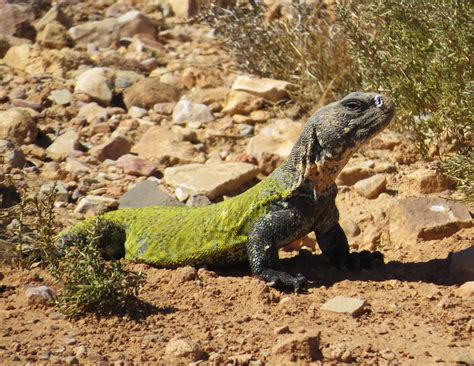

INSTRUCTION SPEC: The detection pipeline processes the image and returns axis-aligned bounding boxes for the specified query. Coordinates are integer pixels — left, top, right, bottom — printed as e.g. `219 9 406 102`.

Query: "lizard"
57 92 395 291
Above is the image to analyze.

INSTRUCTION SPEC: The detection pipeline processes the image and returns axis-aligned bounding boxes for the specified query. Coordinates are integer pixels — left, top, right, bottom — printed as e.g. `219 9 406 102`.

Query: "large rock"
36 21 70 49
78 102 108 123
25 286 57 305
46 130 81 159
35 5 72 31
0 140 25 168
0 2 36 41
222 90 264 116
117 10 157 38
119 180 183 209
116 154 156 176
406 168 454 194
0 108 37 145
164 162 259 200
89 135 132 162
270 329 321 363
123 78 179 110
231 75 292 103
451 247 474 282
336 161 375 186
354 174 387 199
75 67 114 106
388 197 472 245
131 126 205 165
165 337 204 362
68 18 120 48
172 97 214 128
74 195 118 214
246 119 304 159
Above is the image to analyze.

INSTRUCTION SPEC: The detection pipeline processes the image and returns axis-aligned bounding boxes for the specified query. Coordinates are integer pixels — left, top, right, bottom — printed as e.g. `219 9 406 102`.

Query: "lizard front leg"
247 209 308 291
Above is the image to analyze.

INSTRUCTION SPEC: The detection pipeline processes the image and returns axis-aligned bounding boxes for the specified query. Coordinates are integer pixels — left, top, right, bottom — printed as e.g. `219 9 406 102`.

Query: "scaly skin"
58 92 395 291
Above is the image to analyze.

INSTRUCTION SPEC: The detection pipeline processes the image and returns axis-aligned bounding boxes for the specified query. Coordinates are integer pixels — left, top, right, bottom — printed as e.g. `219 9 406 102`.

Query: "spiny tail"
56 216 126 259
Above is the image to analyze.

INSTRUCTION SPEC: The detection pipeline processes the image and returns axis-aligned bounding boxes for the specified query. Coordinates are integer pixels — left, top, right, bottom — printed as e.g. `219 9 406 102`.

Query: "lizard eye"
345 100 362 111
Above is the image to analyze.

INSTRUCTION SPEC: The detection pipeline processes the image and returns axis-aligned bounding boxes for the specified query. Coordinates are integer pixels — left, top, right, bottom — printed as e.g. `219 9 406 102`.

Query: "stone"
123 78 179 110
164 162 259 200
320 296 366 316
128 106 147 119
0 108 37 145
25 286 57 305
170 0 200 18
324 342 353 363
186 195 212 207
0 34 31 58
35 5 72 31
78 102 108 123
246 119 304 159
117 10 157 38
231 75 292 103
456 281 474 298
340 218 360 238
90 135 132 162
222 90 264 116
354 174 387 199
270 329 321 363
388 197 472 246
64 356 79 365
74 195 118 214
118 180 183 209
0 2 36 41
37 21 70 49
336 162 375 186
68 18 120 48
274 325 290 335
49 89 73 106
451 247 474 282
369 130 403 150
115 71 144 93
131 126 205 165
172 97 215 128
75 67 114 106
40 182 68 203
165 337 204 362
65 158 90 175
47 130 81 159
374 162 397 173
0 140 25 168
407 168 454 194
116 154 156 176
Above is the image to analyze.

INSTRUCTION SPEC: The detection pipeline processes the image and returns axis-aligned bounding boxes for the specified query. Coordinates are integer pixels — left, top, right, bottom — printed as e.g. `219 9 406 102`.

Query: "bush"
202 1 359 108
337 0 473 198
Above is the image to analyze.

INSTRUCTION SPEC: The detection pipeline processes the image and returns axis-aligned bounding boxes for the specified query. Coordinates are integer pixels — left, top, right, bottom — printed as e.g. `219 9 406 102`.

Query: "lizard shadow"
213 250 459 290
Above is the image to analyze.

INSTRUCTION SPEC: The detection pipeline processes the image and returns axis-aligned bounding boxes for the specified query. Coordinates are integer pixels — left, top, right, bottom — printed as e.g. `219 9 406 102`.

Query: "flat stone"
246 119 304 159
339 218 360 238
90 135 132 162
78 102 108 123
186 195 212 207
131 126 205 165
128 106 147 118
75 67 114 106
388 197 472 246
0 108 37 145
321 296 366 316
65 158 90 175
69 18 120 48
336 161 375 186
354 174 387 199
123 78 179 110
172 97 214 128
116 154 156 176
0 139 25 168
118 180 183 209
231 75 292 103
165 337 204 362
270 329 321 363
222 90 264 116
49 89 73 106
407 168 454 194
74 195 118 214
47 130 81 160
114 70 144 92
451 247 474 282
164 162 259 200
25 286 57 305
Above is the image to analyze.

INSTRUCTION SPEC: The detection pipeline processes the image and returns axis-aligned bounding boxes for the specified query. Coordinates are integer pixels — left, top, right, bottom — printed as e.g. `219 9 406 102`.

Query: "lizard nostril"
375 95 383 108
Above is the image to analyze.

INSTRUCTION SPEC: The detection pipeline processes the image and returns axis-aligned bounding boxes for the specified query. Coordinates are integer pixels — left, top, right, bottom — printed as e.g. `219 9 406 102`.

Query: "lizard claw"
345 250 385 271
261 269 307 292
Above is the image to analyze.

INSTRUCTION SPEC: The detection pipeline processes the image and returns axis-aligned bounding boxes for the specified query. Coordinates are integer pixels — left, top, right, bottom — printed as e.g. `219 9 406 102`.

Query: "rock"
336 162 375 186
388 197 472 245
274 325 290 335
90 135 132 162
117 10 157 38
270 329 321 363
128 106 147 118
25 286 57 305
369 130 403 150
164 162 259 200
65 158 90 175
35 5 72 31
340 218 360 238
78 102 108 123
40 182 68 203
0 2 36 41
320 296 366 316
3 43 32 71
222 90 264 116
0 108 37 145
165 337 204 362
186 194 211 207
231 75 292 103
75 67 114 106
74 195 118 214
114 70 145 92
131 126 205 165
172 97 215 128
258 152 284 175
123 78 179 110
324 342 353 363
246 119 304 159
0 140 25 168
64 356 79 365
374 162 397 173
407 168 454 194
68 18 120 48
456 281 474 297
170 0 200 18
354 174 387 199
172 266 197 284
0 34 31 58
49 89 73 106
46 130 81 159
451 247 474 282
37 21 70 49
62 337 77 346
239 124 254 137
118 180 183 209
116 154 156 176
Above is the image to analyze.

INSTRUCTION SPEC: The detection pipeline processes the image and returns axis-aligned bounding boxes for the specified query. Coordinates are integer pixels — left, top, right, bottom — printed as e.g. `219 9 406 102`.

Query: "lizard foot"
259 269 307 292
345 250 384 271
